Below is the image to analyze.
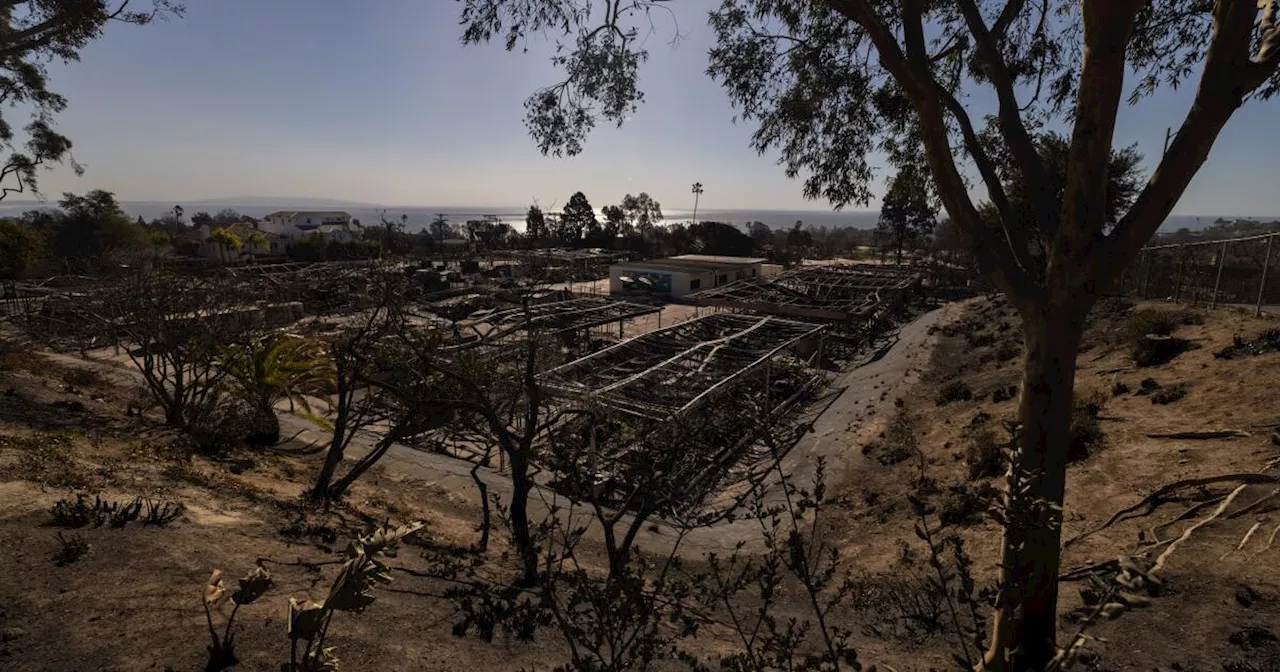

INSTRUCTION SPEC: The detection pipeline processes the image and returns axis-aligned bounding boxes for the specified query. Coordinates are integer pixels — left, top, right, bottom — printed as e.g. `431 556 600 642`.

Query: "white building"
609 256 764 297
260 211 358 240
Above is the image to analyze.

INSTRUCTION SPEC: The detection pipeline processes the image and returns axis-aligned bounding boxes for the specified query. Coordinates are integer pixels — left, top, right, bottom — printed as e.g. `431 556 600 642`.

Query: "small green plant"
935 380 973 406
283 522 423 671
203 566 274 672
52 531 89 566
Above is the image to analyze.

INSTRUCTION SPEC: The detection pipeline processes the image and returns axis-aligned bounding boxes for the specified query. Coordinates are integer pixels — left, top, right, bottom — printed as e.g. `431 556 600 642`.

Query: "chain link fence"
1115 232 1277 315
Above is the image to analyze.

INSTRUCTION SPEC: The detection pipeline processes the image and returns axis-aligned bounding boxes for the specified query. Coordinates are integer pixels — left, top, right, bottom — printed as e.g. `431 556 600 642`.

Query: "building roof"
611 257 761 274
672 254 767 265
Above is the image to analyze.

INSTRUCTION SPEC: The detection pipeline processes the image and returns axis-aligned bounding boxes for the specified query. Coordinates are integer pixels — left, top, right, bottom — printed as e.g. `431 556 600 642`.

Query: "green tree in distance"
0 1 184 200
600 204 626 244
560 191 596 246
620 192 662 237
525 204 547 244
459 1 1280 668
0 219 44 280
875 165 936 266
52 190 146 268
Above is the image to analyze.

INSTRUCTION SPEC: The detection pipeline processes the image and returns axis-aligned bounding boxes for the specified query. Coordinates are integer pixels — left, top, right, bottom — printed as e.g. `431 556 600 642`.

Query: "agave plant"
221 332 334 446
284 522 424 671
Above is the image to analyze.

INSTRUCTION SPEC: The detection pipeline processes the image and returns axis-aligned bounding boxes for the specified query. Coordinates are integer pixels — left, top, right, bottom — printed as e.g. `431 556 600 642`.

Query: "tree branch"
1091 0 1275 281
957 0 1055 237
992 0 1027 41
827 0 1040 304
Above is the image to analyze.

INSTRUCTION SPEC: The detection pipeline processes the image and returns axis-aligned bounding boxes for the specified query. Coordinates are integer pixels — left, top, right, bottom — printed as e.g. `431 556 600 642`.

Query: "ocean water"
0 200 1269 234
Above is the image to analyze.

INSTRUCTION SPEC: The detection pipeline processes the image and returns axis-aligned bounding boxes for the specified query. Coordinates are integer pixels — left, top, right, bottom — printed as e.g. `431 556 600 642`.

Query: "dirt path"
42 305 952 558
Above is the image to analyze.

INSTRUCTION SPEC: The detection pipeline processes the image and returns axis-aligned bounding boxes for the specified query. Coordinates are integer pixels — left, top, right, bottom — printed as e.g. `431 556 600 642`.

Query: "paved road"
45 305 950 558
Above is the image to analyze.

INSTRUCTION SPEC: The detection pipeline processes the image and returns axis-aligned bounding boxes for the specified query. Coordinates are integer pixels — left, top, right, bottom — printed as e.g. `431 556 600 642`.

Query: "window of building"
690 278 701 290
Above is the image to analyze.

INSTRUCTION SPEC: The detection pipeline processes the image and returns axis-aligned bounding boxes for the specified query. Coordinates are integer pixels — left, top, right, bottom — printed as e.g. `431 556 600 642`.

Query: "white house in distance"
609 255 765 297
260 211 359 240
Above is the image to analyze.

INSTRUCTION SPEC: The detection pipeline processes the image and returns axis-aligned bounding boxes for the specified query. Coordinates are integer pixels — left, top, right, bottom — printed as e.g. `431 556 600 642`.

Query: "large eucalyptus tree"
458 1 1280 668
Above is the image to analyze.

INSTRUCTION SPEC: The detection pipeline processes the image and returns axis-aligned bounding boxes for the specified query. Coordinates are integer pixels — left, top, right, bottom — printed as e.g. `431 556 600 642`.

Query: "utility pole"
691 182 704 226
1163 127 1176 156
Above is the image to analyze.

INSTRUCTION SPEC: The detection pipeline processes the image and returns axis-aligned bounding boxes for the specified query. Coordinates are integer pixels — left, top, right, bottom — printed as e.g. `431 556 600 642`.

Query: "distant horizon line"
0 196 877 214
2 197 1277 221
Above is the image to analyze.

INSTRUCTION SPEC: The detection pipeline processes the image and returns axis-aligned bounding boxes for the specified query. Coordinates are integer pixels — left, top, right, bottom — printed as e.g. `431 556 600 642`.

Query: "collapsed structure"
452 296 660 347
540 313 826 421
687 263 918 322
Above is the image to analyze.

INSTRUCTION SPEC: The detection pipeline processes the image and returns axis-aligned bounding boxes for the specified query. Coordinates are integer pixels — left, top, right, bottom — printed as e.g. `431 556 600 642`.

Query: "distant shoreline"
0 200 1273 234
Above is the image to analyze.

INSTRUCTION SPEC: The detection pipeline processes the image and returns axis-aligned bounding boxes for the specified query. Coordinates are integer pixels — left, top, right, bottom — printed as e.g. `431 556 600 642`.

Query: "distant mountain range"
0 197 1273 234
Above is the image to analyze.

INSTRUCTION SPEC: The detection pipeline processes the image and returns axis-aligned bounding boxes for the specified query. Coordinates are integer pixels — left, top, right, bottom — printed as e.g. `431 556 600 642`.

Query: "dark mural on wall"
619 271 673 293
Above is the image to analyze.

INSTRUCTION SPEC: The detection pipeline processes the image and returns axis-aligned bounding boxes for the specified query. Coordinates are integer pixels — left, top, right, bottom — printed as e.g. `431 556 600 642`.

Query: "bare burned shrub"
965 426 1005 479
52 531 89 566
1 431 89 488
1151 382 1189 405
1215 328 1280 360
937 483 997 527
936 380 973 406
863 407 917 466
1069 391 1108 462
848 569 947 643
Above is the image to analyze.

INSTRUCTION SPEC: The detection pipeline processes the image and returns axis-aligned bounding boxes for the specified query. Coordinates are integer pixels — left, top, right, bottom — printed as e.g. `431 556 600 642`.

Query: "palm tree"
221 333 334 446
691 182 704 225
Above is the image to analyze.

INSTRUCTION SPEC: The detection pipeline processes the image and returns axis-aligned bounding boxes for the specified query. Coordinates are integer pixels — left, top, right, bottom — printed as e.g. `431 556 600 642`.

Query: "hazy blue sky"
21 0 1280 215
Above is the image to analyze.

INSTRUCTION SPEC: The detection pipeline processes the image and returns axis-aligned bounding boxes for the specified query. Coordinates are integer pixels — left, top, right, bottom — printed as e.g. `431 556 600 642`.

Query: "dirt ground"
2 296 1280 671
825 296 1280 671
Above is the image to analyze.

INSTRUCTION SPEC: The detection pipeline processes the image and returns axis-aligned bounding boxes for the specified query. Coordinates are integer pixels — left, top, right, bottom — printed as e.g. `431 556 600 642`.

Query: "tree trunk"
327 430 399 501
470 456 492 552
508 451 539 585
311 395 349 504
985 305 1087 671
245 400 281 447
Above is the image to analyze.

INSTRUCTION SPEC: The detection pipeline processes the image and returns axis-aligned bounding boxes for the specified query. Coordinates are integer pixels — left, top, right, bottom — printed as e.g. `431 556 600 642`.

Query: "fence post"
1258 234 1274 318
1146 248 1157 295
1211 240 1227 309
1174 247 1187 302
